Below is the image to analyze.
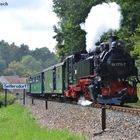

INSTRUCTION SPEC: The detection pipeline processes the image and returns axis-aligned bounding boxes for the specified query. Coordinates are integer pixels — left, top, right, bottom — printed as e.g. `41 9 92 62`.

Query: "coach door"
41 72 44 94
53 67 56 91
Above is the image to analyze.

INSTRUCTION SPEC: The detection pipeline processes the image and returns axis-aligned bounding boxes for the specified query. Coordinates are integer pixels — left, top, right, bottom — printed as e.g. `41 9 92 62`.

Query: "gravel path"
18 97 140 140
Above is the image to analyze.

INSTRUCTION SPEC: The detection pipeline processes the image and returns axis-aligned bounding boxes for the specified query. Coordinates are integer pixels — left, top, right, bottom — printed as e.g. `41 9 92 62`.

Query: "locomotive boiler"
27 35 139 105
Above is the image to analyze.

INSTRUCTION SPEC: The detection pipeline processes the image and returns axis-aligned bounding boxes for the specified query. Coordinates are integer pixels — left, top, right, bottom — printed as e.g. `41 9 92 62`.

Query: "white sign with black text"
3 84 27 89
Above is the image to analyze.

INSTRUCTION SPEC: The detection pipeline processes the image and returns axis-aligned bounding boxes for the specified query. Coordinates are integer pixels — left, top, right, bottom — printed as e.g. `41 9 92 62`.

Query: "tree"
16 44 30 61
4 56 43 76
31 47 51 61
43 57 58 68
130 25 140 74
53 0 140 56
130 25 140 58
0 58 6 75
53 0 105 57
0 40 11 66
4 61 25 76
21 55 42 74
108 0 140 52
31 47 58 68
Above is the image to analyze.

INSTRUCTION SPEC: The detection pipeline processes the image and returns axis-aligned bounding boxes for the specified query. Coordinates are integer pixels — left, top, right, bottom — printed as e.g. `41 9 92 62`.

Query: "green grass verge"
0 104 88 140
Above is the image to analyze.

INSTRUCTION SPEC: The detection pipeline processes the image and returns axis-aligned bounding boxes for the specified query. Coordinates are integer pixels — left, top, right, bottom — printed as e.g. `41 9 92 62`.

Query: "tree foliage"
21 55 42 75
53 0 100 56
53 0 140 55
31 47 58 68
4 61 25 76
0 40 58 76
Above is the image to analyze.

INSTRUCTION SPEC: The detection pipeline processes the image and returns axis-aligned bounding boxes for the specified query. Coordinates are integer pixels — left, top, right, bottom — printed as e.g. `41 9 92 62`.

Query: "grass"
0 104 88 140
125 83 140 106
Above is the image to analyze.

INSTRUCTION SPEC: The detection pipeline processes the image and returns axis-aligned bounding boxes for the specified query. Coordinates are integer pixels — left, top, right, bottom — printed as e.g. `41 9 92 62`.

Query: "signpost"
3 84 27 106
3 84 27 90
101 107 106 131
4 89 7 107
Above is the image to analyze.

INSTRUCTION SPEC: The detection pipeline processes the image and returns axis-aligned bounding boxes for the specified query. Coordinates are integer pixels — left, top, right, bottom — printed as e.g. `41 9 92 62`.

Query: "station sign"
3 84 27 89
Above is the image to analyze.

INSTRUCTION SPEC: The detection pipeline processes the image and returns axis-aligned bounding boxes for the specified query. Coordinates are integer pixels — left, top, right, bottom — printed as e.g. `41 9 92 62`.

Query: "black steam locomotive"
27 35 138 105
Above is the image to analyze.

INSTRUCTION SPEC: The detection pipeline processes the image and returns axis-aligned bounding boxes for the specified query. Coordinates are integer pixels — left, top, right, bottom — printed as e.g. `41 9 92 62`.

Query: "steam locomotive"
27 35 139 105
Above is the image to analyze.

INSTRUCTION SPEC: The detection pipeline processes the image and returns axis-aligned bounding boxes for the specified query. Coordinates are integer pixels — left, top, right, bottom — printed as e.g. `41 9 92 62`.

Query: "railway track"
27 95 140 115
92 103 140 115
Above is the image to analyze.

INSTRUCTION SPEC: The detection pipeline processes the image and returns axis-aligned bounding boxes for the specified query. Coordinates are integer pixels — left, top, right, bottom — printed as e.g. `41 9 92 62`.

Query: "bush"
0 93 16 107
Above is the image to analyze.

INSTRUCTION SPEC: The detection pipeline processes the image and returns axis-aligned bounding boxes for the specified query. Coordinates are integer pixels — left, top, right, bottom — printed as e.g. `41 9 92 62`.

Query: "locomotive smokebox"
108 32 118 49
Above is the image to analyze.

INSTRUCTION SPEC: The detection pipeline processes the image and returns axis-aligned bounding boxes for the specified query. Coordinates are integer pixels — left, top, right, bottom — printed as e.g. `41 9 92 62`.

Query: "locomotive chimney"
108 31 118 49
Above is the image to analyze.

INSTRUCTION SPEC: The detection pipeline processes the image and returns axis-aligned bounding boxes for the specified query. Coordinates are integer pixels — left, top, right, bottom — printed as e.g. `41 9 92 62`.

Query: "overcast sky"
0 0 59 52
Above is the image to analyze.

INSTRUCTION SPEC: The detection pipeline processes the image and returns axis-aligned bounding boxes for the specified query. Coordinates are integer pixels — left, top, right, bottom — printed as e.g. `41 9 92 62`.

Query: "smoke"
77 96 92 106
80 2 123 52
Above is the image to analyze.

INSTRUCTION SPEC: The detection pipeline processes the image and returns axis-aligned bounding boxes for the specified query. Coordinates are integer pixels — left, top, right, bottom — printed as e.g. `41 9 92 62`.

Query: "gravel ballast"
19 97 140 140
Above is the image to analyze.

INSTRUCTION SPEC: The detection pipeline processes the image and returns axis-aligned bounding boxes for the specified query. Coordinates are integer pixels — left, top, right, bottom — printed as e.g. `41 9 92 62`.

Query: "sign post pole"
23 89 26 105
101 107 106 131
45 99 48 110
32 98 34 105
5 89 7 107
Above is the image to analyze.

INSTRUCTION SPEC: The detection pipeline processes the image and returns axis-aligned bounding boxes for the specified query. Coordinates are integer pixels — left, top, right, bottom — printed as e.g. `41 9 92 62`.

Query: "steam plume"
80 2 123 52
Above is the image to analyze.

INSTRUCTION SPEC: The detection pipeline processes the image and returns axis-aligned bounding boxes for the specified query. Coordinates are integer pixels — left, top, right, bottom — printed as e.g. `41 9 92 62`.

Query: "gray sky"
0 0 59 52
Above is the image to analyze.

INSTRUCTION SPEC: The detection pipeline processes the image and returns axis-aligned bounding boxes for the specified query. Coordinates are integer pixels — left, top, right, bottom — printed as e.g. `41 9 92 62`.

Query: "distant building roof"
0 76 26 84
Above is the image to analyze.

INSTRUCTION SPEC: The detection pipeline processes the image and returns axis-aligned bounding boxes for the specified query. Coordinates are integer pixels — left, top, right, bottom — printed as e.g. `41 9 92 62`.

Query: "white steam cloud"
80 2 123 52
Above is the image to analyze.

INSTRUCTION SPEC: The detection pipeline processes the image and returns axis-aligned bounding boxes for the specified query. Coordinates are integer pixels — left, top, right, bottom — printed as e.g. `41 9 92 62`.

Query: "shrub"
0 93 16 107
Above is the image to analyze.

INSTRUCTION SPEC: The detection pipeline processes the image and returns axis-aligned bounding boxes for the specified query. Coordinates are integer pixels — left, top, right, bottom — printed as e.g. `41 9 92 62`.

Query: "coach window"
37 75 40 82
30 78 33 83
57 69 60 78
53 67 56 90
35 77 37 83
36 77 39 82
36 77 38 82
39 75 41 80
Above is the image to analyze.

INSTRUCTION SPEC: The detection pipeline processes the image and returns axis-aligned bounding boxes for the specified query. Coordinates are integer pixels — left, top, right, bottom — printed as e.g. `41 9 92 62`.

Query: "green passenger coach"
27 61 67 97
27 72 44 95
27 55 92 97
43 62 65 95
